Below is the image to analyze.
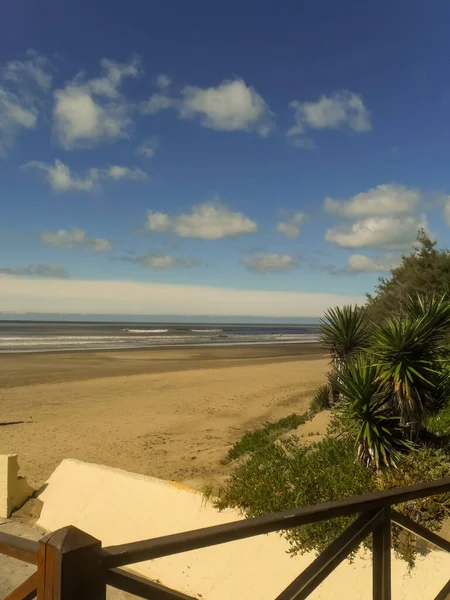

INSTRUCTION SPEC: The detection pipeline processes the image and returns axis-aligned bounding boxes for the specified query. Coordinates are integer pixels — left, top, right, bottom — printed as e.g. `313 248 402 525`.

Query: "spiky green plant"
320 305 370 366
336 356 412 469
310 383 333 416
371 295 450 437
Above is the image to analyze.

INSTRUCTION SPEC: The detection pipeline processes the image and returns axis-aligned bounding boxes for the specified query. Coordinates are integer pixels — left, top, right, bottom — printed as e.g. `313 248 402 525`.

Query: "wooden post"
37 526 105 600
373 507 391 600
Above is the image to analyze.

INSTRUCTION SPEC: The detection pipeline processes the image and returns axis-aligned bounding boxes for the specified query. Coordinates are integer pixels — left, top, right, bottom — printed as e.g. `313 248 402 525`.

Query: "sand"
0 343 328 490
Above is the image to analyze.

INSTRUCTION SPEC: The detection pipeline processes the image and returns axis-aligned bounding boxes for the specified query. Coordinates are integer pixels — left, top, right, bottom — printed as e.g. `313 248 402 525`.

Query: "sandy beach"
0 343 328 490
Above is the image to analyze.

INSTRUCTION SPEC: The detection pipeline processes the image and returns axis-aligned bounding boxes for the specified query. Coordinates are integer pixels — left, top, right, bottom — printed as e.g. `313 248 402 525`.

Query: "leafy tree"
365 230 450 322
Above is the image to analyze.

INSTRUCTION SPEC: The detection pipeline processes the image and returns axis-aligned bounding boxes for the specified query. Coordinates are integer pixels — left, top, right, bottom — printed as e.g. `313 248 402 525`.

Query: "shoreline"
0 341 325 388
0 338 319 354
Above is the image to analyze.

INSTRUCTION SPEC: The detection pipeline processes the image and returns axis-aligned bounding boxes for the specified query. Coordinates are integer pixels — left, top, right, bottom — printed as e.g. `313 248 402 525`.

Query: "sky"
1 0 450 318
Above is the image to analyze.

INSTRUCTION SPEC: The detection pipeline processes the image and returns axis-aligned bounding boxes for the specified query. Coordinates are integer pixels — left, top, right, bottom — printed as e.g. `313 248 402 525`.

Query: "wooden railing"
2 477 450 600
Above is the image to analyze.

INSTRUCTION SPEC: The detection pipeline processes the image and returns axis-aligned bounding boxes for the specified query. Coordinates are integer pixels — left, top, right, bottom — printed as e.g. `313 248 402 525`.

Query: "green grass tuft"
424 400 450 437
221 412 309 464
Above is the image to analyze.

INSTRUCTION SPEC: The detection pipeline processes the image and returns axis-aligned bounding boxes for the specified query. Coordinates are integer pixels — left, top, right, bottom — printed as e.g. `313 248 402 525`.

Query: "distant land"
0 313 320 325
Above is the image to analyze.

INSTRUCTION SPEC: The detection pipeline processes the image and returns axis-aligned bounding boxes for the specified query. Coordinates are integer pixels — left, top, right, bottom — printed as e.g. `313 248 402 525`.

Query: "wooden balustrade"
2 477 450 600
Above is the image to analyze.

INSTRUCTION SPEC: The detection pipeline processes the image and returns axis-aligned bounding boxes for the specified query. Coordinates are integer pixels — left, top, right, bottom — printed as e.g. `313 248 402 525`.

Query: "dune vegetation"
215 231 450 565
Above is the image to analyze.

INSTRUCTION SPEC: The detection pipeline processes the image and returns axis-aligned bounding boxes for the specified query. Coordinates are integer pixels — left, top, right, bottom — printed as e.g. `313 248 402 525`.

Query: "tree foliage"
365 230 450 322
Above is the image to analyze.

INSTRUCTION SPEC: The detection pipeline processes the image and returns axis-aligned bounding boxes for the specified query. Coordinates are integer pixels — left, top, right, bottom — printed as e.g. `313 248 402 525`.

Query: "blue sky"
1 1 450 318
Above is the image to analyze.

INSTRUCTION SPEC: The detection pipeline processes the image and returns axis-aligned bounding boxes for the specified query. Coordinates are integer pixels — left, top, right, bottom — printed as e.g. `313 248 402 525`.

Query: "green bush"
216 436 374 555
424 400 450 438
215 430 450 565
221 412 308 464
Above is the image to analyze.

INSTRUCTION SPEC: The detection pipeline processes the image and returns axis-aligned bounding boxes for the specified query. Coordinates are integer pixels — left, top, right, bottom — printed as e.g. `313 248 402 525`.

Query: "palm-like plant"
336 356 412 469
371 295 450 438
310 383 333 415
320 305 370 366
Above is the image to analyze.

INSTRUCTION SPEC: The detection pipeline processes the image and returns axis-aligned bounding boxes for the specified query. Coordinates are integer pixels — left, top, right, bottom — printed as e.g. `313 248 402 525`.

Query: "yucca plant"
336 356 411 469
372 295 450 438
320 305 370 367
406 293 450 340
310 383 333 415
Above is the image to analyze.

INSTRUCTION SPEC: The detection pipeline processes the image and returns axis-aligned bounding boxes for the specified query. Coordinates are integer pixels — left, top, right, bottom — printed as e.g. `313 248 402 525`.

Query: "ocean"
0 321 320 353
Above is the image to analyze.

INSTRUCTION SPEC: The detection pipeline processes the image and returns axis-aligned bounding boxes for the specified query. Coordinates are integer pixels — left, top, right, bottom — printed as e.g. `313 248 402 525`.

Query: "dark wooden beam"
433 579 450 600
37 526 105 599
102 477 450 568
391 510 450 553
0 531 38 565
106 568 197 600
274 510 382 600
373 508 391 600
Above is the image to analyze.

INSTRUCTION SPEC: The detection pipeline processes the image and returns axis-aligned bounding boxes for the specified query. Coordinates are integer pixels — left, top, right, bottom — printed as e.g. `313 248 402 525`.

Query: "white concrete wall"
37 459 450 600
0 455 33 518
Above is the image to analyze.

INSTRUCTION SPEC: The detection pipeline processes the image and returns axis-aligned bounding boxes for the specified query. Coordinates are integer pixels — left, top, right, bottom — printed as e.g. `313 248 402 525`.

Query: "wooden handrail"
102 476 450 568
1 477 450 599
106 568 197 600
0 531 38 565
391 510 450 553
275 510 383 600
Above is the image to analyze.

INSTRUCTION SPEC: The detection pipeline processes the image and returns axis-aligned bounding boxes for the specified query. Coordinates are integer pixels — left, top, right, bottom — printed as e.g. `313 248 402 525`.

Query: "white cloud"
324 184 421 218
325 215 427 249
53 87 132 149
104 165 147 181
40 228 112 252
0 50 52 154
276 213 308 238
142 93 178 115
23 159 147 192
124 253 200 269
146 200 257 239
136 137 159 158
24 159 98 191
181 80 274 135
155 74 172 89
288 91 371 146
142 78 274 136
0 278 364 317
241 253 297 273
2 49 53 90
88 57 140 98
0 88 37 154
0 264 67 278
345 254 399 273
53 56 140 149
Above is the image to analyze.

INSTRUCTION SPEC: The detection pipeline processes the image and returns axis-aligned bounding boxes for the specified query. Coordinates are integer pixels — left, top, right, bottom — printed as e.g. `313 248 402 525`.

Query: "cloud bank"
0 278 363 317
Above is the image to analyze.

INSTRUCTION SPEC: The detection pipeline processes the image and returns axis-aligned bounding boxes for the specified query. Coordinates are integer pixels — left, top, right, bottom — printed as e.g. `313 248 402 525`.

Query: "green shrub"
424 400 450 438
215 430 450 565
216 436 374 555
221 412 308 464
